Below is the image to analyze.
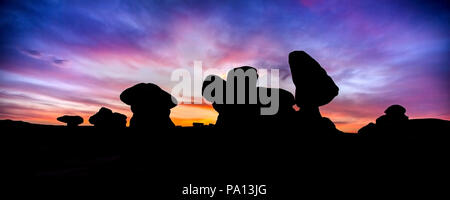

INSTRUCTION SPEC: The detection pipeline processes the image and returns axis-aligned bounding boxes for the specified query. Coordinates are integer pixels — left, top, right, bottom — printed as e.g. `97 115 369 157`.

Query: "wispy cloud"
0 0 448 132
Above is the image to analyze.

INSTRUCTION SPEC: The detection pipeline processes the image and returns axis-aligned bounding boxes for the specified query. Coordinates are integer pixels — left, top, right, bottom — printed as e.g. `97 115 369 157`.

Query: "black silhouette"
203 67 289 128
376 104 409 128
112 112 127 128
357 122 376 136
120 83 177 129
89 107 127 128
358 104 450 137
2 50 448 139
201 52 343 133
3 49 450 181
289 51 341 135
202 75 227 127
358 104 409 136
289 51 339 110
57 115 83 127
257 87 296 128
225 66 260 128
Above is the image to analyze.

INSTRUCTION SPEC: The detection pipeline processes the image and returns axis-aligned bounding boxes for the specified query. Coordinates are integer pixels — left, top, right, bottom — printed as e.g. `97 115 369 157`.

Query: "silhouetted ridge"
8 50 446 136
358 104 450 136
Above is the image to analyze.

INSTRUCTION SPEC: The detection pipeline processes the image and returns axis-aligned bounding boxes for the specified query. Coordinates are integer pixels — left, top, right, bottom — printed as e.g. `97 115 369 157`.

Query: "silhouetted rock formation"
203 67 292 128
225 66 260 128
120 83 177 129
358 105 409 136
57 115 83 127
357 123 376 136
202 75 227 128
112 112 127 128
376 104 408 126
201 51 342 134
289 51 338 118
258 87 296 128
89 107 127 128
358 104 450 137
89 107 112 127
288 51 341 134
289 51 339 108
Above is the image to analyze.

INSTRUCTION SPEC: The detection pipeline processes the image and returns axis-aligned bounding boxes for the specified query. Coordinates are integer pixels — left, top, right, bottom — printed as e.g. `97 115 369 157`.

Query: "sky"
0 0 448 132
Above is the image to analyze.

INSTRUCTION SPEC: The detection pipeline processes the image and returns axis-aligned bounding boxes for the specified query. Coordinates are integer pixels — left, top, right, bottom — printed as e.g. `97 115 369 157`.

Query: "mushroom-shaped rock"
376 104 409 126
57 115 83 127
358 104 410 136
120 83 177 128
89 107 113 127
288 51 339 108
385 105 408 119
89 107 127 128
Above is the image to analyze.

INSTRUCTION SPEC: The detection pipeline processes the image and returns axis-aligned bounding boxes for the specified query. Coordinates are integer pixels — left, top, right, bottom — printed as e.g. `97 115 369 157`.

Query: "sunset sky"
0 0 448 132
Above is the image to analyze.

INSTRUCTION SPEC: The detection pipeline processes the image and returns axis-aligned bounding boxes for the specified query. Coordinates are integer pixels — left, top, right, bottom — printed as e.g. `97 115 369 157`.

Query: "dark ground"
1 119 445 199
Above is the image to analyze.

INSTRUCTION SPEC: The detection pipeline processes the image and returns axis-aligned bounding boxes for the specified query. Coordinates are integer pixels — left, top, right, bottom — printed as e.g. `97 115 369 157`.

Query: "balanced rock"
57 115 83 127
289 51 339 108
